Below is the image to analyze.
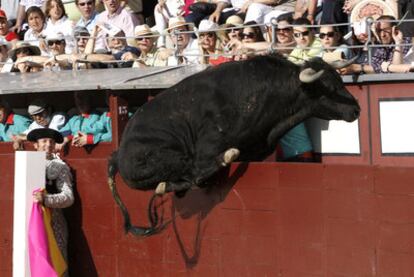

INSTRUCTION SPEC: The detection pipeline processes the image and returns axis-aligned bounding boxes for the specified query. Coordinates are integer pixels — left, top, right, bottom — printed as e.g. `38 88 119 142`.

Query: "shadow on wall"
170 163 249 268
64 169 98 277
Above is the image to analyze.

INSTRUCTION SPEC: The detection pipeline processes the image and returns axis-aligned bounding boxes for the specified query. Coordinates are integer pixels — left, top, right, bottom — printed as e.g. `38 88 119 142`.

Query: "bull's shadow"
168 163 249 268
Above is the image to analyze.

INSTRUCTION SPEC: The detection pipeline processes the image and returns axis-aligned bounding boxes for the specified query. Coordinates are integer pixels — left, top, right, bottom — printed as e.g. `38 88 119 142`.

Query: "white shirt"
44 17 75 54
167 38 200 65
23 113 66 135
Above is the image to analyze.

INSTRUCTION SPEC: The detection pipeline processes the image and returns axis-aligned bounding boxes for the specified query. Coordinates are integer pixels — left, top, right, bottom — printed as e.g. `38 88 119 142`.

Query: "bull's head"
298 57 360 122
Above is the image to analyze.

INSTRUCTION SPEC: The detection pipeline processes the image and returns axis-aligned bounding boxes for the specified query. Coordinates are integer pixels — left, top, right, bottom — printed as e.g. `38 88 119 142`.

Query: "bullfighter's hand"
33 191 44 203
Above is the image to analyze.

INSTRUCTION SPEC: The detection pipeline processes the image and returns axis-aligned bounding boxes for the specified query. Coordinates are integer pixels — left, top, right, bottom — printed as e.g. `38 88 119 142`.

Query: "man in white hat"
46 32 67 56
12 98 67 150
159 16 199 65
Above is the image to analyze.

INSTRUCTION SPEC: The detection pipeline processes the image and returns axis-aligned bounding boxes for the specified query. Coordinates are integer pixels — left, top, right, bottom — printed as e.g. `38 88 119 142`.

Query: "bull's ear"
299 68 324 83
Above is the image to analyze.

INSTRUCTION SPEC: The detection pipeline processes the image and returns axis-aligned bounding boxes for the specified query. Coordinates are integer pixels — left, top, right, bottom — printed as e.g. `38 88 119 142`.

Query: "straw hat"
225 15 244 27
134 24 159 39
165 16 195 34
8 41 41 61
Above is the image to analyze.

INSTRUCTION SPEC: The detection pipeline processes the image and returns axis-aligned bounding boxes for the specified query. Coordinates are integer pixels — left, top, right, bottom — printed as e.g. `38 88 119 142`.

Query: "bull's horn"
299 68 324 83
329 55 359 69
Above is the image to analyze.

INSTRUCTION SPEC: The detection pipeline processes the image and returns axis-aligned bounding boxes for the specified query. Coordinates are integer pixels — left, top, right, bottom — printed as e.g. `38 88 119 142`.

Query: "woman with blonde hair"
198 19 231 65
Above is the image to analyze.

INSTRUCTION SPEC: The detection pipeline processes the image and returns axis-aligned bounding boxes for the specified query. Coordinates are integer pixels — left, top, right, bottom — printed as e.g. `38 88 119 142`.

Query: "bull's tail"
108 151 161 236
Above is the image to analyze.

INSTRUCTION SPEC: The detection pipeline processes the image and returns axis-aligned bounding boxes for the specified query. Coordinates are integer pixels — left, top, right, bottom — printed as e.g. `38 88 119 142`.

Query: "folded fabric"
28 200 57 277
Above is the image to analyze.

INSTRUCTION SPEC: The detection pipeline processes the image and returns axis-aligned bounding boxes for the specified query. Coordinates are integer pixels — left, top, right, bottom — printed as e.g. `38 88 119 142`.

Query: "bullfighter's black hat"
27 128 64 144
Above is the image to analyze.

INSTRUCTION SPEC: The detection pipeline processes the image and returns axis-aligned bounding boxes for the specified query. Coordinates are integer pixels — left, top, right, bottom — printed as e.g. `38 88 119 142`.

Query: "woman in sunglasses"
197 19 230 65
319 24 352 61
241 21 265 44
44 0 75 54
288 17 322 64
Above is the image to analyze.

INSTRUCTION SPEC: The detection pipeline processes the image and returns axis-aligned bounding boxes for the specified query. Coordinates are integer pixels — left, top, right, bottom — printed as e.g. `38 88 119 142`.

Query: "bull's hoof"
155 182 167 195
221 148 240 166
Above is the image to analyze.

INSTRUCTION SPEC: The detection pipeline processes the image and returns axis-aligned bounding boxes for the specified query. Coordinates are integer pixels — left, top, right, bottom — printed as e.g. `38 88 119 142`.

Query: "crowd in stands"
1 0 414 161
0 0 412 72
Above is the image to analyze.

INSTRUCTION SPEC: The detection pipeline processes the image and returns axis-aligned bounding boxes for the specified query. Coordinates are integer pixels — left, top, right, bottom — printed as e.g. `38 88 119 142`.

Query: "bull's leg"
155 180 194 197
192 147 240 186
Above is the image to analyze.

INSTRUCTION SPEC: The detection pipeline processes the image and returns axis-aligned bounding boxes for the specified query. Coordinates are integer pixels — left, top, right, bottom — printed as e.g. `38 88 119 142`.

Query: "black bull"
108 55 360 236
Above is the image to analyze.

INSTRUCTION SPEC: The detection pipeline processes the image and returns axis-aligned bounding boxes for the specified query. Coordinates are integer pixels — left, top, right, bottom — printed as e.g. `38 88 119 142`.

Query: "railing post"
109 92 129 149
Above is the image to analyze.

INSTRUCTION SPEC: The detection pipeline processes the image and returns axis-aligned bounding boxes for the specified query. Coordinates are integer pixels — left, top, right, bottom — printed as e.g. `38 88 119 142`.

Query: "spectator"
288 17 322 64
8 41 44 73
283 17 318 162
97 110 112 142
272 14 295 55
241 21 265 43
46 32 67 56
338 20 376 75
12 98 66 150
59 92 107 148
197 19 229 65
27 127 74 273
219 15 244 42
96 0 139 49
0 9 18 42
23 6 47 54
43 0 75 54
14 0 46 33
0 100 31 143
153 0 185 47
73 25 90 53
75 0 98 34
319 24 352 61
132 24 163 67
370 15 411 73
157 16 199 65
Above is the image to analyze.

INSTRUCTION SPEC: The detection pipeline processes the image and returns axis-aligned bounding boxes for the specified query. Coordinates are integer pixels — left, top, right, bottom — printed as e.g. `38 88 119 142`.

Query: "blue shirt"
59 112 103 144
278 123 313 159
0 113 32 142
97 112 112 142
76 12 98 34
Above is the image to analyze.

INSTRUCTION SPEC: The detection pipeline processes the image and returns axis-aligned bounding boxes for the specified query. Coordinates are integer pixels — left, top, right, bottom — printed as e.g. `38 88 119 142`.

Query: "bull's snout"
344 105 361 122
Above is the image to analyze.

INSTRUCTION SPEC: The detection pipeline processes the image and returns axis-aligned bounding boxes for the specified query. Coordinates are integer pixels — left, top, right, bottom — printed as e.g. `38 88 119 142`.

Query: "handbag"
189 2 217 15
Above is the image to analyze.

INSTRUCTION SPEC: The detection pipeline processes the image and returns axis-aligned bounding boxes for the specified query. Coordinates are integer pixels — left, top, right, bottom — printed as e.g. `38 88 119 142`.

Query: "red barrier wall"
2 150 414 276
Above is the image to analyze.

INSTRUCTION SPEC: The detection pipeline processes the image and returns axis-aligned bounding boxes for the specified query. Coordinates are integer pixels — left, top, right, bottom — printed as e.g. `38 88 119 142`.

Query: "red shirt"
5 31 18 41
209 56 233 66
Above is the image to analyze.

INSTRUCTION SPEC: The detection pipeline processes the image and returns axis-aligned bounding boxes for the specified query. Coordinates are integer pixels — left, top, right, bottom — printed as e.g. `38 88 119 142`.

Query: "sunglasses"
47 40 65 46
200 32 215 39
293 31 310 38
319 31 335 39
276 27 292 33
242 32 256 39
78 1 93 6
136 36 151 41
